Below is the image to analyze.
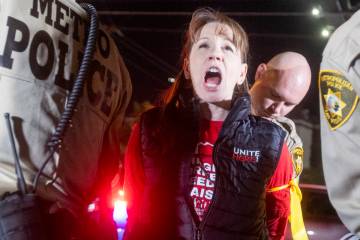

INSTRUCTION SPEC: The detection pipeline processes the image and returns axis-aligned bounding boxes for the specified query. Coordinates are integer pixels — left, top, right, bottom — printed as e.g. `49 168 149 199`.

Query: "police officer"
250 51 311 239
319 9 360 239
250 51 312 180
0 0 131 239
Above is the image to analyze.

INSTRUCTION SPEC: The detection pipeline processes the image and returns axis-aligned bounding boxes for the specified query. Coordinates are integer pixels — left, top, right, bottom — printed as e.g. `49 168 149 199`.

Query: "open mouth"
204 67 222 90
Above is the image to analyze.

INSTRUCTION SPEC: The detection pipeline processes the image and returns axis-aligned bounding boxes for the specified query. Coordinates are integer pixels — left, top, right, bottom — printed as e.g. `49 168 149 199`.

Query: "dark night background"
87 0 359 185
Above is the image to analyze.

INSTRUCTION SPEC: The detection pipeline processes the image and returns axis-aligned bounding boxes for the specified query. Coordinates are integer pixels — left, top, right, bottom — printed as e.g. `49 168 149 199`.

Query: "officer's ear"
255 63 267 81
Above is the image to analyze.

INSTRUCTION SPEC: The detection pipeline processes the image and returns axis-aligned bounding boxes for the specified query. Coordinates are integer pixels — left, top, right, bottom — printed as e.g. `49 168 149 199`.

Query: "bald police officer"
250 52 312 240
319 9 360 238
250 51 312 180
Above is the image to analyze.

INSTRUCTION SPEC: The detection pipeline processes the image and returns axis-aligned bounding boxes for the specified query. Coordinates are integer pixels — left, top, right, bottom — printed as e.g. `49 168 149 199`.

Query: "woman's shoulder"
141 106 161 117
139 106 163 128
250 115 286 137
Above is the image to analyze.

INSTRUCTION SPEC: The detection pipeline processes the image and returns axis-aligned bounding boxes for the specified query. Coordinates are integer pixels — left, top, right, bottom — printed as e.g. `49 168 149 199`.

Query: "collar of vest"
216 93 251 140
226 93 251 122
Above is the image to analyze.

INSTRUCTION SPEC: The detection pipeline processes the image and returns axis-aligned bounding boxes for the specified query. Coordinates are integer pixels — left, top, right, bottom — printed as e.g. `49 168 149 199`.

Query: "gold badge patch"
319 70 359 130
292 147 303 178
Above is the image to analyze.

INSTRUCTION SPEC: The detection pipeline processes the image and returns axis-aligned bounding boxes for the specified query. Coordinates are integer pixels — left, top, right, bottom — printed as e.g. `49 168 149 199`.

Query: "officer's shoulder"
323 10 360 60
273 116 296 132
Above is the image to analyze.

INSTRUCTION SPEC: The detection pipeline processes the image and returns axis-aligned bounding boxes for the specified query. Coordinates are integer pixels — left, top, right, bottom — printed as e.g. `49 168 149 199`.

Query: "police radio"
0 3 98 239
0 113 47 240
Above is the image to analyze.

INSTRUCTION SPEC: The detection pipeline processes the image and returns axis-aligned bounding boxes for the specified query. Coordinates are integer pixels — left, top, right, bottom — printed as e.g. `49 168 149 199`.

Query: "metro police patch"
319 70 359 130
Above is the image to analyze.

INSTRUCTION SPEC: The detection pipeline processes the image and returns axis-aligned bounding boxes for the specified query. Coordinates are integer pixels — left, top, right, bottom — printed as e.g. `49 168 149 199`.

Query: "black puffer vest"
126 95 285 240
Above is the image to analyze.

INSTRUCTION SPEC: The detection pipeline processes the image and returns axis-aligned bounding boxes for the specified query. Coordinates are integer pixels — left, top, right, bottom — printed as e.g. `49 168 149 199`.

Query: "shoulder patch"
319 70 359 130
292 147 304 178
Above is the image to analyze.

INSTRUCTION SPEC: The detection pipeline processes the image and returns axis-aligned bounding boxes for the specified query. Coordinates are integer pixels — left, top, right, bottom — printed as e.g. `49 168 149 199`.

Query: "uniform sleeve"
124 122 145 232
319 16 360 234
320 55 360 235
94 53 133 206
104 55 133 171
351 58 360 94
266 143 293 240
274 117 304 180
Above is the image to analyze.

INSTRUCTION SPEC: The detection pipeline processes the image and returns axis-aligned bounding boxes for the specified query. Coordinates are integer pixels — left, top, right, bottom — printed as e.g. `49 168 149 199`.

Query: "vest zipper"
196 139 222 239
195 228 201 240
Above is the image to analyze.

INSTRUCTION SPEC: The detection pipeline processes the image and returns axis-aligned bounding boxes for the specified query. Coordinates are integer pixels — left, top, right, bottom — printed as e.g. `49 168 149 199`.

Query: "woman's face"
187 22 247 103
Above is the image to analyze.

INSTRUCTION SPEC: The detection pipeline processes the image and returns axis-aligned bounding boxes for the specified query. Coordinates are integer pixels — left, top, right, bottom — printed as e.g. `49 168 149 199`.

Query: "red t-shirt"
189 119 222 221
124 120 292 239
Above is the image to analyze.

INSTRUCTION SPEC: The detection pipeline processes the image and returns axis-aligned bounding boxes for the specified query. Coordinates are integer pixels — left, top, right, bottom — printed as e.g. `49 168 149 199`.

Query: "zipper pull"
196 228 201 240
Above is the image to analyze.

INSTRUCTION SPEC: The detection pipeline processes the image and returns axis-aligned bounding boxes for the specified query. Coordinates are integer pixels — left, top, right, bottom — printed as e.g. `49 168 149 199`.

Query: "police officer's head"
249 51 311 118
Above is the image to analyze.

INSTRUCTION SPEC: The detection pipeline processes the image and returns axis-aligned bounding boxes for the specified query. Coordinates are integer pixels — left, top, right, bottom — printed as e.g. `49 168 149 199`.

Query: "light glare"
118 189 125 197
321 29 330 38
113 200 128 226
312 8 320 16
87 202 96 212
307 230 315 235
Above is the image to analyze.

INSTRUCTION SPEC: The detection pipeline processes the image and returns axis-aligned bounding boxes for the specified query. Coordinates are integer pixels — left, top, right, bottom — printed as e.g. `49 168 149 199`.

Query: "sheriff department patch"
292 147 303 178
319 70 359 130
